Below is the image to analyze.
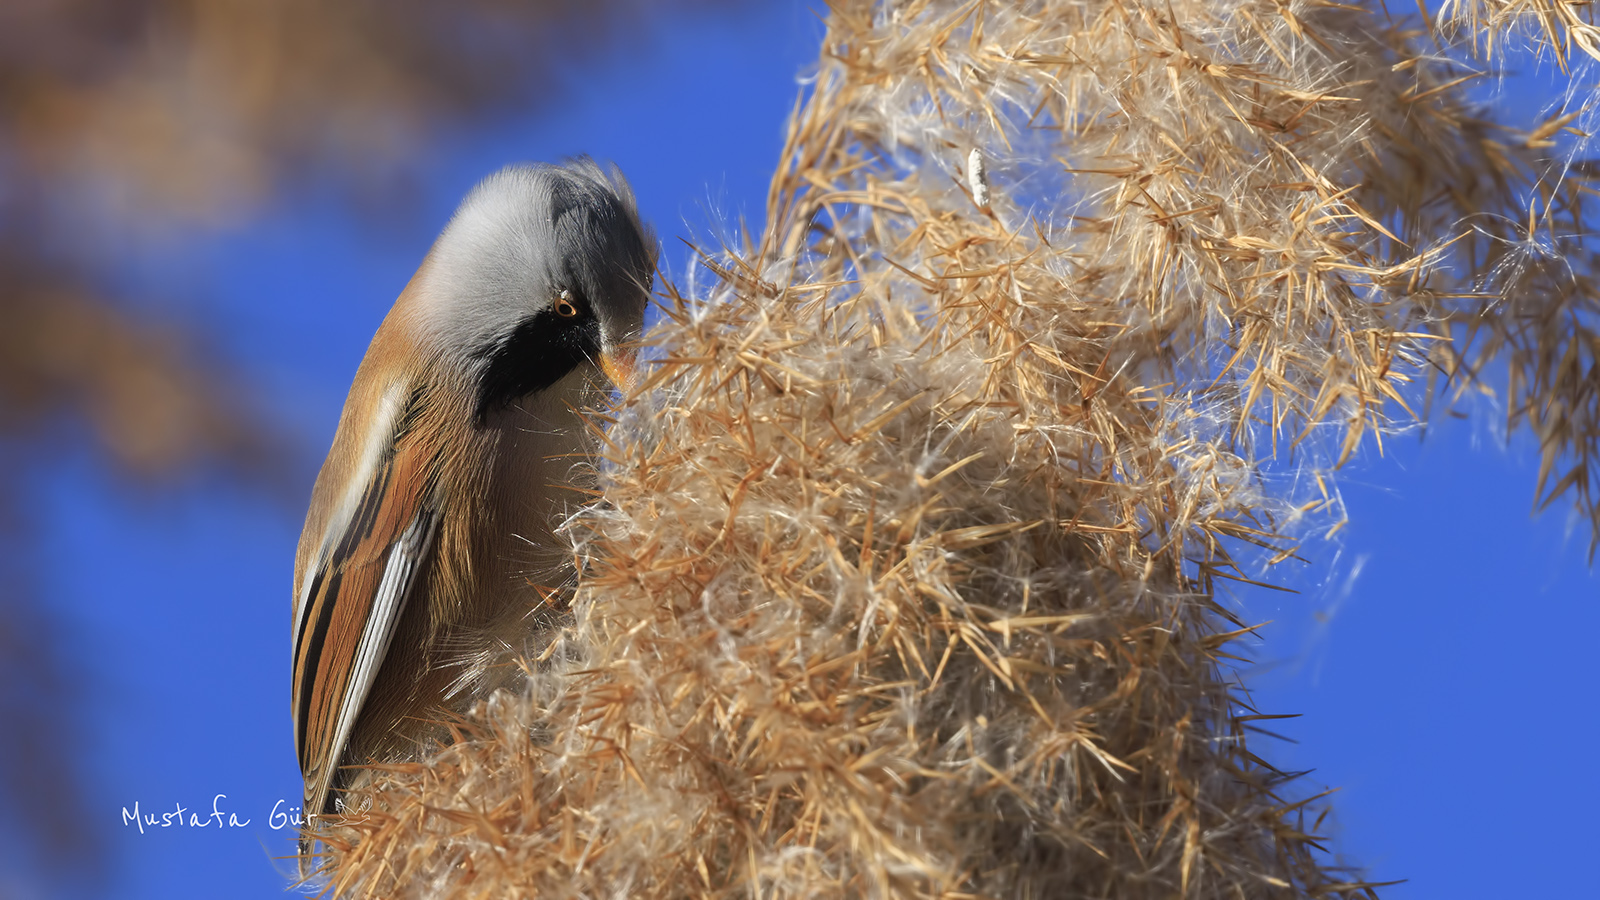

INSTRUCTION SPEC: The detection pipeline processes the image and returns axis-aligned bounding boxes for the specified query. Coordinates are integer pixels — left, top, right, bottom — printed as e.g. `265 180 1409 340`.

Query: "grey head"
414 158 655 420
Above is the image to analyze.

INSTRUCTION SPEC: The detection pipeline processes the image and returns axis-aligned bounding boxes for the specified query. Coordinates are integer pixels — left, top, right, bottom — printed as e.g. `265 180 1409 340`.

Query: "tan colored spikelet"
310 1 1599 896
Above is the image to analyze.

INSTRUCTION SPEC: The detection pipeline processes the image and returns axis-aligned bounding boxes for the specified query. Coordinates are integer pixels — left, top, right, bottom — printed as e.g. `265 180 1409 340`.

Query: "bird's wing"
292 382 438 823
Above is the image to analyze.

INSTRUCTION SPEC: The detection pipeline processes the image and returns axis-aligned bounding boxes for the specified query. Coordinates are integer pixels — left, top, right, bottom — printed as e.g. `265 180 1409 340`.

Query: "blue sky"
20 3 1596 897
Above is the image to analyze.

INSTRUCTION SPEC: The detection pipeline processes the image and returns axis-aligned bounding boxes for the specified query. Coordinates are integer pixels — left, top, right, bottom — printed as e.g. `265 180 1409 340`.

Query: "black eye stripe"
473 304 602 423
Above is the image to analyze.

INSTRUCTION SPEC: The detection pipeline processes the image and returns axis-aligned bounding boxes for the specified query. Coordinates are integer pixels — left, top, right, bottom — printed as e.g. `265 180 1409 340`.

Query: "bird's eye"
554 290 579 319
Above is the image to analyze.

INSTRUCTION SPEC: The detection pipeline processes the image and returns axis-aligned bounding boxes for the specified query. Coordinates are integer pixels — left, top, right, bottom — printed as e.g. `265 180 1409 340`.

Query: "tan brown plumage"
290 160 652 874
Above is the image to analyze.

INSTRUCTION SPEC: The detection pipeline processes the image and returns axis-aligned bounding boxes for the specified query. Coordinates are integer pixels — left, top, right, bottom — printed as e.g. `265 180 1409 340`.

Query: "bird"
289 159 654 871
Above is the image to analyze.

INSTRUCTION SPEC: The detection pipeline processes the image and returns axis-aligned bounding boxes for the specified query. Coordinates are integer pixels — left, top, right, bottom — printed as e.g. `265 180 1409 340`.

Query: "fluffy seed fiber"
309 1 1599 896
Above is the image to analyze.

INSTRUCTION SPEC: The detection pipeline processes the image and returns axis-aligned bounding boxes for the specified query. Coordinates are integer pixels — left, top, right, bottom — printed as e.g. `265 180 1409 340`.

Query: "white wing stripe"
292 379 412 651
325 509 435 797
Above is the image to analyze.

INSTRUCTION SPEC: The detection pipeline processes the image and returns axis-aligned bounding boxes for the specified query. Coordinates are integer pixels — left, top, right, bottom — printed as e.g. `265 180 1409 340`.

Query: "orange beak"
598 346 637 391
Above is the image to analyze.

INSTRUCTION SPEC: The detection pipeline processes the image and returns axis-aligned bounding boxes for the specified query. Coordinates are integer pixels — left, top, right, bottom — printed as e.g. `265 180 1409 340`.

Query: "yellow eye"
554 290 578 318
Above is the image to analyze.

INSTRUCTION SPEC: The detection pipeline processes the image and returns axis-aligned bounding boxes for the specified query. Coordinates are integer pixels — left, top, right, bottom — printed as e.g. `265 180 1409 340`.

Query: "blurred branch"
1 0 729 222
0 272 282 480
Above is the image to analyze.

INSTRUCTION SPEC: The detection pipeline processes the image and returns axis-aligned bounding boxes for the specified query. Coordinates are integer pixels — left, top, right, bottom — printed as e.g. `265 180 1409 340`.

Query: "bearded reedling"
290 160 653 871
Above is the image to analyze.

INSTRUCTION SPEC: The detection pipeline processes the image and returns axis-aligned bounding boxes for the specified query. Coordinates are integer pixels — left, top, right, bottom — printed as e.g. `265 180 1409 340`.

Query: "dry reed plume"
313 1 1598 896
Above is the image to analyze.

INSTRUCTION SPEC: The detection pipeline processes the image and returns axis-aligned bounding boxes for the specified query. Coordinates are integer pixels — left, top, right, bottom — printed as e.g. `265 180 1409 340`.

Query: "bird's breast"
468 364 604 613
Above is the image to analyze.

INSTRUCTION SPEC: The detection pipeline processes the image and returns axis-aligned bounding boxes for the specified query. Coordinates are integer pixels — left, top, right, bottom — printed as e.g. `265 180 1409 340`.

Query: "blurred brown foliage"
0 0 727 888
